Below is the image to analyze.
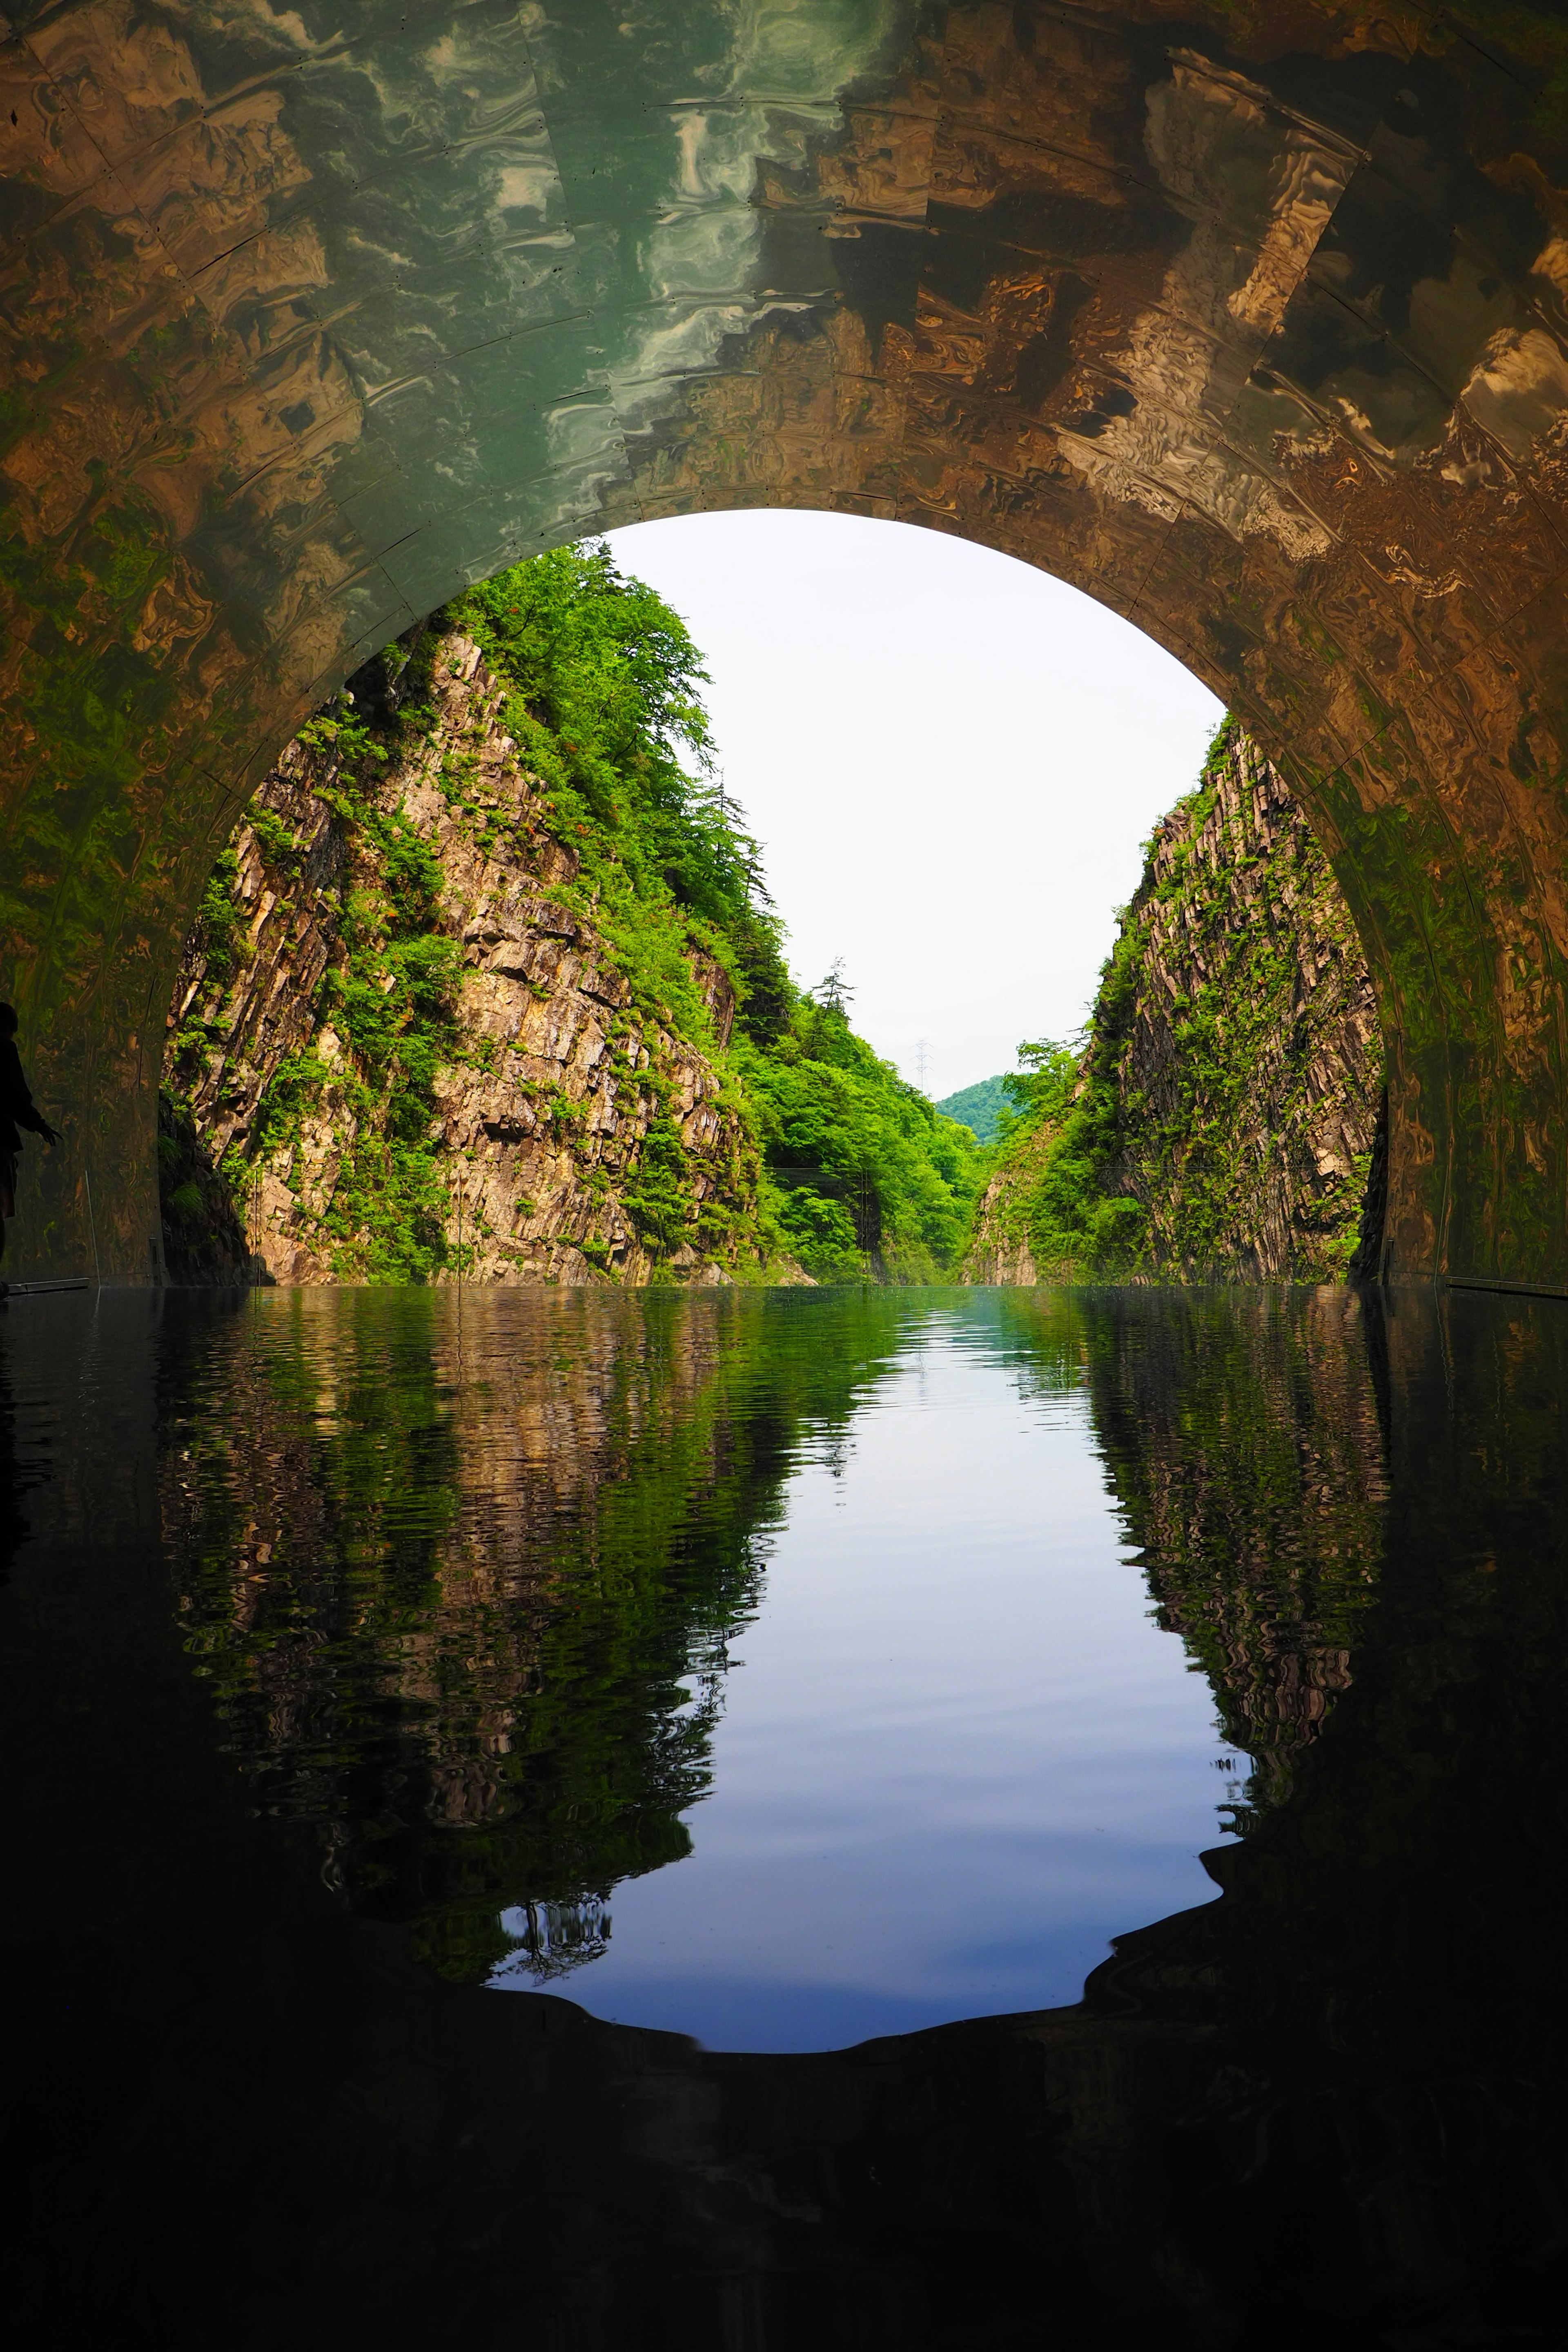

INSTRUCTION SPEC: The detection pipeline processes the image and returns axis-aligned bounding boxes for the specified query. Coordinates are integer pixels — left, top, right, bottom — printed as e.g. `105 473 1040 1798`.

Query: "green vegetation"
455 543 770 1058
449 546 984 1282
167 541 985 1285
972 722 1381 1282
741 991 982 1281
164 1286 943 1979
935 1074 1009 1145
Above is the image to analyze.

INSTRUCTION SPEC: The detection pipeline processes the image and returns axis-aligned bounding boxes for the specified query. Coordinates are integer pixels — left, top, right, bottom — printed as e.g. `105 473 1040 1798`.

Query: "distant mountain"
936 1075 1009 1145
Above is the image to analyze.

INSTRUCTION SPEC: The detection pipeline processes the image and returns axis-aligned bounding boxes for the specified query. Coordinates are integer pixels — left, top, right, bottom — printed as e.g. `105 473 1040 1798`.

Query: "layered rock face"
964 1172 1043 1288
969 725 1385 1285
1114 728 1383 1278
161 635 756 1287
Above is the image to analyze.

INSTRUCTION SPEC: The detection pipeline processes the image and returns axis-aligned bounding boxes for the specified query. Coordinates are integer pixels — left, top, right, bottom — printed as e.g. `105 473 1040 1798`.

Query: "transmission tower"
914 1036 932 1091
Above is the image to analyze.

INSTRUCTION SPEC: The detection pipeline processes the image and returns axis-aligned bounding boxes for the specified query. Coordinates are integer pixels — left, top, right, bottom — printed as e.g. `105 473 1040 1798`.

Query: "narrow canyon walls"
160 634 758 1287
9 7 1568 1285
969 726 1385 1282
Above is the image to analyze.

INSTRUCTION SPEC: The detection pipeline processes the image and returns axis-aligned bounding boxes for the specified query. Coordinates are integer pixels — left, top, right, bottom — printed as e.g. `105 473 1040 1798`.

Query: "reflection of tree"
990 1286 1387 1822
158 1287 918 1981
494 1895 614 1982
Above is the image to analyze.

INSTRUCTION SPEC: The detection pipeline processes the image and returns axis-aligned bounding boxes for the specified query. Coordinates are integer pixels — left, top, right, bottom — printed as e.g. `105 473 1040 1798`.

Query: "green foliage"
448 543 984 1281
192 847 247 991
452 544 775 1046
621 1115 691 1254
247 808 302 869
935 1074 1009 1145
179 539 985 1284
977 720 1381 1282
740 996 984 1283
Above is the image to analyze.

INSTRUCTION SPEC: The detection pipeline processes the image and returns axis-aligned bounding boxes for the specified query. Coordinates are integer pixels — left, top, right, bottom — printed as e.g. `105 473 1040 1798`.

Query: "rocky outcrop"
161 634 766 1286
964 1147 1044 1286
1111 728 1382 1278
967 725 1384 1284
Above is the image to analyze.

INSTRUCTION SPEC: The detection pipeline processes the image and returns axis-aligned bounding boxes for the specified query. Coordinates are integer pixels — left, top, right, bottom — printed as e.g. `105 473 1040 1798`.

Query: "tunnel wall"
6 1 1568 1285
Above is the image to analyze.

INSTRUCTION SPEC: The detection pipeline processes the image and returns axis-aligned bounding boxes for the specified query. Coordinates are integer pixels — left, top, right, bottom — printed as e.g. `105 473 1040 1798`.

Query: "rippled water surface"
4 1283 1383 2049
494 1314 1238 2048
10 1278 1568 2341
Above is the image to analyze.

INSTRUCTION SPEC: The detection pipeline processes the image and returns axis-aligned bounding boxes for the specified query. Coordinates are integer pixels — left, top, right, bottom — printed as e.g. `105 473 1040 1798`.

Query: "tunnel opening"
4 2 1568 1288
143 509 1385 1292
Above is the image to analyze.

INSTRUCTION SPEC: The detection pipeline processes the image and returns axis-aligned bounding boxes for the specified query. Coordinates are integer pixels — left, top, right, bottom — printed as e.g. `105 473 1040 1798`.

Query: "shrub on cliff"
451 546 984 1283
968 724 1382 1284
166 539 983 1284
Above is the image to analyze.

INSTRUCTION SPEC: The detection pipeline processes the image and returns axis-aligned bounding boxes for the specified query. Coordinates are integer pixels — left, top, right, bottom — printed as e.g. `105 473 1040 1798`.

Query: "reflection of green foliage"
163 1288 930 1982
160 1285 1389 1987
1072 1284 1386 1823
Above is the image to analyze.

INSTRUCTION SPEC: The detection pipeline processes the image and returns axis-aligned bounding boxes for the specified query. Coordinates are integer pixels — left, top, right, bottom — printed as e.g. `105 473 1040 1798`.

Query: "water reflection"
159 1289 911 1983
151 1285 1386 2027
1072 1287 1386 1819
8 1281 1565 2342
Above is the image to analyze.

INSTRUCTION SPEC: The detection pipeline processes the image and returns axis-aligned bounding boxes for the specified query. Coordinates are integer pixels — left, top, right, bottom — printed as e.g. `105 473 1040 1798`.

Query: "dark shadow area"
1 1285 1565 2345
157 1090 268 1287
1349 1084 1391 1285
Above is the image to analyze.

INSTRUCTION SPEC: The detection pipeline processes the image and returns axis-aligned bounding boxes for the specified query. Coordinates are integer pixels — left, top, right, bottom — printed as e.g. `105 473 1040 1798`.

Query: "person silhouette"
0 1003 62 1298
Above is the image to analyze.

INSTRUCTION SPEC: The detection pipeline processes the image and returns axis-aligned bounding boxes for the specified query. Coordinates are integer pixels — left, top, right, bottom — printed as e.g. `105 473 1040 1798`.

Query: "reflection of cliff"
159 1277 1388 2006
1100 1289 1385 1813
23 1285 1568 2344
996 1286 1386 1817
159 1287 907 1978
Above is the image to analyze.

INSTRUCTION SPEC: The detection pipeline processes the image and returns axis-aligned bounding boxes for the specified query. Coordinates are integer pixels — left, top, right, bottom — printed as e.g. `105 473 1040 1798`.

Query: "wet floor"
2 1281 1562 2345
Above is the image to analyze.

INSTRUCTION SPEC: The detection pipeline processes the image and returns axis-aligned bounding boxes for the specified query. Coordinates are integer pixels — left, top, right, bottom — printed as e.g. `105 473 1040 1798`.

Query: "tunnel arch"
4 0 1568 1286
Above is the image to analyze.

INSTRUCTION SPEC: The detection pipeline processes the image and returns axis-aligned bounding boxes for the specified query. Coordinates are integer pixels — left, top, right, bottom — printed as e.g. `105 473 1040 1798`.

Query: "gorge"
157 544 1383 1295
156 545 983 1291
13 7 1568 2336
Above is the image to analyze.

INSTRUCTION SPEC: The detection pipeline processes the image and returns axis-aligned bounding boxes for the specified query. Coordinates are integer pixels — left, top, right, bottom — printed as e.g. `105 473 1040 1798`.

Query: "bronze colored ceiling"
4 0 1568 1286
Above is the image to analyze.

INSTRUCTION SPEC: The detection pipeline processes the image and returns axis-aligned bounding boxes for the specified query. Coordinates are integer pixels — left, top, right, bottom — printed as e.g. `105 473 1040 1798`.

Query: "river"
1 1281 1560 2343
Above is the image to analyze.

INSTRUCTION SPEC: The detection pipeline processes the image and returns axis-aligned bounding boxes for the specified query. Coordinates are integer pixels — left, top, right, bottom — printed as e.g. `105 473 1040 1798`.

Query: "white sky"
604 510 1223 1103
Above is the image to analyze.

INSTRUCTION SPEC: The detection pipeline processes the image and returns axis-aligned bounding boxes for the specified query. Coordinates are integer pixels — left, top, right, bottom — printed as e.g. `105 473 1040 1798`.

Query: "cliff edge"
162 632 765 1286
968 723 1385 1284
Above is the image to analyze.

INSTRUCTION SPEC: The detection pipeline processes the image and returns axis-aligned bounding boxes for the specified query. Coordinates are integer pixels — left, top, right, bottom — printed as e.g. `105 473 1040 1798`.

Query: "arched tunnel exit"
5 0 1568 1290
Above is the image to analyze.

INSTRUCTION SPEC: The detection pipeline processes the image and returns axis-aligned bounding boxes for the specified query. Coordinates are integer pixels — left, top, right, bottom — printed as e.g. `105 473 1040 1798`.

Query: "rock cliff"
968 724 1385 1283
161 632 765 1287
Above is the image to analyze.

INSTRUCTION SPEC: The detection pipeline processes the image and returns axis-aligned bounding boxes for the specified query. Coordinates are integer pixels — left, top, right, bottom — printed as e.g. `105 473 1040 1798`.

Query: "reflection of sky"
498 1317 1234 2052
